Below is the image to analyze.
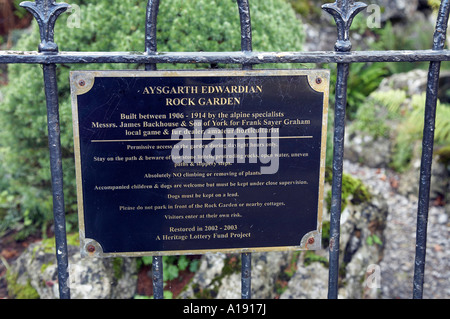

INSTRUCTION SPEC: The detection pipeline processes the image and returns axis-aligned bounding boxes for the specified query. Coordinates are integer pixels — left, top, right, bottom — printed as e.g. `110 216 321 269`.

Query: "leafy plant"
351 83 450 173
351 89 406 139
366 234 383 246
340 18 434 118
137 255 200 297
346 63 390 119
369 21 433 74
162 255 200 281
391 93 450 171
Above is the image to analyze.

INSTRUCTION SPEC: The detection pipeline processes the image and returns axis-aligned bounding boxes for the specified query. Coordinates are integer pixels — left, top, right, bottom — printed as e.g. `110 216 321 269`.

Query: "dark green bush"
0 0 305 237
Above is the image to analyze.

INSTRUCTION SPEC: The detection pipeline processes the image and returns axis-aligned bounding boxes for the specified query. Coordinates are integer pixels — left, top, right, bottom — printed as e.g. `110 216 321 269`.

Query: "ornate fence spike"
20 0 70 53
322 0 367 52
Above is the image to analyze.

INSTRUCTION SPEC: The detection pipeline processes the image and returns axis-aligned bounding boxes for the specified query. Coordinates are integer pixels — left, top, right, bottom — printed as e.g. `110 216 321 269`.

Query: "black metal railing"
1 0 449 299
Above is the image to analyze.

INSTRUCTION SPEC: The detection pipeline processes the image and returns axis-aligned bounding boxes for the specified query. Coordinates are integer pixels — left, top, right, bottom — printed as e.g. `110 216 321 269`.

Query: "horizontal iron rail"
1 49 450 64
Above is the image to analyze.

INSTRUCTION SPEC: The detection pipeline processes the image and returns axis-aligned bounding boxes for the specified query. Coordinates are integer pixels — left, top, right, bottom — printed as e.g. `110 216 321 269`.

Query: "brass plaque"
70 69 329 257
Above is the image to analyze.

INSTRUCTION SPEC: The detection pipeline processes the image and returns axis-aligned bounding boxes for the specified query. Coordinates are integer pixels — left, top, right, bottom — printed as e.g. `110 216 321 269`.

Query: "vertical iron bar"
241 252 252 299
237 0 253 299
237 0 252 54
20 0 71 300
152 255 164 299
327 62 349 299
322 0 366 299
413 61 439 299
145 0 164 299
43 63 70 299
145 0 160 71
413 0 450 299
238 0 252 71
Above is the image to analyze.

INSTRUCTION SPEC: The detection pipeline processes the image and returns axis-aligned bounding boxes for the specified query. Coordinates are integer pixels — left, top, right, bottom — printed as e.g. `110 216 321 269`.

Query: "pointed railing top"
322 0 367 52
20 0 70 53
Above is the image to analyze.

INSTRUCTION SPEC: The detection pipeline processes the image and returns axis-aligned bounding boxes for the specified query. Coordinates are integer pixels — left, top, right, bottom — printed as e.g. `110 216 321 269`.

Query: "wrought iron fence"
1 0 449 299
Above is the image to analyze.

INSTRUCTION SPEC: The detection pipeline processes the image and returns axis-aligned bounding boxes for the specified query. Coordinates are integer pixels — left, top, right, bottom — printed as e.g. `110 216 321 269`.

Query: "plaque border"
70 69 330 257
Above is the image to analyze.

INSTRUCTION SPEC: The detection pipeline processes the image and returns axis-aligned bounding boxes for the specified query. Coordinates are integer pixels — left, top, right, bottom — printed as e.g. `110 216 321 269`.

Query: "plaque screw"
315 77 322 84
87 244 95 253
78 79 86 86
308 237 315 245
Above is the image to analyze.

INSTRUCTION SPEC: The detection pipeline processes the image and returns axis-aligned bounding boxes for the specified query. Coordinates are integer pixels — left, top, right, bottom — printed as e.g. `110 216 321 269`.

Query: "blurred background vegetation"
0 0 448 252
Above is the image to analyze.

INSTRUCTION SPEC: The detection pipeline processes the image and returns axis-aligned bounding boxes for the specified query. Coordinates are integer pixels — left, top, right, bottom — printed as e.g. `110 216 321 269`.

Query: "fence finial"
322 0 367 52
20 0 70 53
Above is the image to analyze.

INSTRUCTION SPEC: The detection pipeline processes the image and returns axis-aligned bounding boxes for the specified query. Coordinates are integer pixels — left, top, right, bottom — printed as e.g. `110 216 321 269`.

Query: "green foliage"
352 84 450 172
326 61 390 121
12 0 29 19
325 169 372 213
134 290 173 299
346 63 390 119
391 93 450 171
321 220 330 248
351 89 406 139
135 254 200 298
0 0 304 236
436 145 450 165
158 0 305 69
0 190 21 236
5 271 40 299
366 234 383 246
34 232 79 254
138 255 200 282
368 21 433 74
370 90 407 114
341 19 434 119
287 0 323 22
341 173 371 207
162 255 196 281
428 0 442 11
303 251 329 267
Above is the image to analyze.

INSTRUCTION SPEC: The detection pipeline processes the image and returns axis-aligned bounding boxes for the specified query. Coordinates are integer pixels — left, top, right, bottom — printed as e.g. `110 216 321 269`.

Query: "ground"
0 231 41 298
0 230 201 299
136 258 200 299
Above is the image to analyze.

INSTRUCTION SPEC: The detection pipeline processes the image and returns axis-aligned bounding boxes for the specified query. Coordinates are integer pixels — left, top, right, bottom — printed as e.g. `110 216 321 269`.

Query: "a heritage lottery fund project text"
71 70 329 256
